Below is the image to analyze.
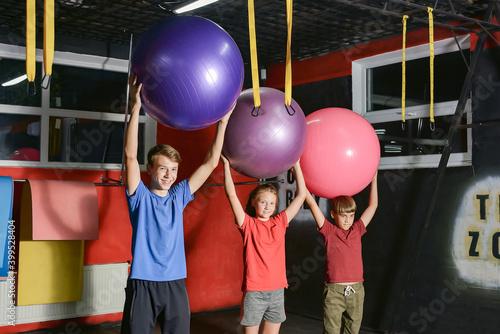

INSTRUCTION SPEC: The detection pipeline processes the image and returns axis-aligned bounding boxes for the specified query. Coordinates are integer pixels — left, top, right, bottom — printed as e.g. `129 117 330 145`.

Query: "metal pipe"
456 121 500 129
12 178 284 187
333 0 478 33
118 33 134 185
203 179 284 187
387 0 500 30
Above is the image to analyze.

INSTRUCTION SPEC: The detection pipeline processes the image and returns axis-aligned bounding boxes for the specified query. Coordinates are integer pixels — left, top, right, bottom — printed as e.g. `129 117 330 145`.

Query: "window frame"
0 43 156 170
352 35 472 170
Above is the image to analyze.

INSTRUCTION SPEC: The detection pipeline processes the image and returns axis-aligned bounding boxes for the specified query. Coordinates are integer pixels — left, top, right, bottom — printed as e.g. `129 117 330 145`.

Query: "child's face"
147 155 178 191
253 191 277 221
331 211 355 230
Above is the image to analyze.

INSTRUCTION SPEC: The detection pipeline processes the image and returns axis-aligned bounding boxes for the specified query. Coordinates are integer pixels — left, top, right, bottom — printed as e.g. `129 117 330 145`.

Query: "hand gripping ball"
222 87 307 179
301 107 380 198
131 16 244 130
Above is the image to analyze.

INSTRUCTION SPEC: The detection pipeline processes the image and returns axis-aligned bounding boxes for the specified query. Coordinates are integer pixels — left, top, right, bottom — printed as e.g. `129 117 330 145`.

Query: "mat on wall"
17 240 84 305
0 176 14 281
17 180 97 306
26 179 99 240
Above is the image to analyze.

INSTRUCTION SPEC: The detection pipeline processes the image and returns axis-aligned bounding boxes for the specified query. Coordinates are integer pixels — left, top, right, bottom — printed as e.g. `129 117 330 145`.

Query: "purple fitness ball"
131 16 244 130
222 87 307 179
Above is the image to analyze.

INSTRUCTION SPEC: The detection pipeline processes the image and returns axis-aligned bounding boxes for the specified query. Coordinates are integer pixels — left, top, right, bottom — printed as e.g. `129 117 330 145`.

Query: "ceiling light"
2 74 27 87
173 0 219 14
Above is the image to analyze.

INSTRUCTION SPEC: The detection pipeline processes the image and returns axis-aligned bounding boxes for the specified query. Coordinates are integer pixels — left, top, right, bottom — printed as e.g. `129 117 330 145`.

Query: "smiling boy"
120 74 233 334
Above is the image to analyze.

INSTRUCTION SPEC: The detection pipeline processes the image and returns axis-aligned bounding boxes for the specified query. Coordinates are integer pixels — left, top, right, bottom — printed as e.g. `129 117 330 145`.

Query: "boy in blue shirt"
121 74 233 333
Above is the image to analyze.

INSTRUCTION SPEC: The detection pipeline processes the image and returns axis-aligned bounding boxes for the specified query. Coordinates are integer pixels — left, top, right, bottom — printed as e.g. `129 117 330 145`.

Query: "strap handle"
284 0 293 107
428 7 435 130
26 0 36 83
248 0 261 108
401 15 409 130
43 0 55 85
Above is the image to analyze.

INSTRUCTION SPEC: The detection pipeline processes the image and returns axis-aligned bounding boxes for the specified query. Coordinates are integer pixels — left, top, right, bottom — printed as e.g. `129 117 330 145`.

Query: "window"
352 35 471 170
0 43 156 169
0 114 41 161
0 58 42 107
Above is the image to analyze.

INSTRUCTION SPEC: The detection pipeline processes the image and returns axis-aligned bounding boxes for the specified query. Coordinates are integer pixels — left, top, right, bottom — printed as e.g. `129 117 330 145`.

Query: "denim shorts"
240 289 286 327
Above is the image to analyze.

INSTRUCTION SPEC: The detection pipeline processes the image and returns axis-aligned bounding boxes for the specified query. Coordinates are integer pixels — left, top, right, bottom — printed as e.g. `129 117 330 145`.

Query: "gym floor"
22 308 386 333
23 308 325 333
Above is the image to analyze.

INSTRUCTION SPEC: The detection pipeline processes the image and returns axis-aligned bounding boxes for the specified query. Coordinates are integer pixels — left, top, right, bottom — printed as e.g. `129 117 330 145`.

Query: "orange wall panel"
156 123 253 311
84 184 132 265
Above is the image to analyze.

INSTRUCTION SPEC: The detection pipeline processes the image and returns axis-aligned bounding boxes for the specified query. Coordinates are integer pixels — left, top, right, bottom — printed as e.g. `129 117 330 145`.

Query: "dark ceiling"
0 0 498 68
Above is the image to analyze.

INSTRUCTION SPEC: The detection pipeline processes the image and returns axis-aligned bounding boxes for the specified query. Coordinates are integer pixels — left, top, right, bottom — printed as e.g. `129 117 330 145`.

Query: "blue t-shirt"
126 179 194 281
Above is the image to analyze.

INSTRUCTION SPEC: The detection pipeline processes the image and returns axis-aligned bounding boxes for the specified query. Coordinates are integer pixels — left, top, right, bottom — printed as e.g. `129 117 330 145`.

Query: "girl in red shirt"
221 156 306 334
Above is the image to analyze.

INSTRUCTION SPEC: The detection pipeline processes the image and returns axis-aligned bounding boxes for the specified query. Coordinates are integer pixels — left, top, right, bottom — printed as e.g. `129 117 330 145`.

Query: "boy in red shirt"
305 173 378 334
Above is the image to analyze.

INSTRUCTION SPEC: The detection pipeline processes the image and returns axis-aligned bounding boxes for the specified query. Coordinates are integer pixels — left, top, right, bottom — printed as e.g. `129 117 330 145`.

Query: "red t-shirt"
238 211 289 291
319 218 366 283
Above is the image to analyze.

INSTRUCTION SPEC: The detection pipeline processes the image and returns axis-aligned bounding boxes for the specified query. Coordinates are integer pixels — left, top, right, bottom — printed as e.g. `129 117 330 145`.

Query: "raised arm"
284 161 307 224
188 105 235 194
221 155 245 227
305 191 326 229
124 73 142 195
359 171 378 227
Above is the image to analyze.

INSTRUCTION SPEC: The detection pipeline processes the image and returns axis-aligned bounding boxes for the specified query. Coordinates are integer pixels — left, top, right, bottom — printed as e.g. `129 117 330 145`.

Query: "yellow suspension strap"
284 0 295 115
401 15 409 130
26 0 36 95
428 7 435 131
43 0 55 89
248 0 261 116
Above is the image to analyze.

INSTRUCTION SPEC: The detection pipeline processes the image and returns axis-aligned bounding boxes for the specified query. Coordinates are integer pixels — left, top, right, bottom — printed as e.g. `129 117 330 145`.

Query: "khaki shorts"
323 282 364 334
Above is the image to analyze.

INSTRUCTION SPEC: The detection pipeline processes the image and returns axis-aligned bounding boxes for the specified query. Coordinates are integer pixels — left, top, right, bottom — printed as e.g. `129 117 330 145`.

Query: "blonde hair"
331 196 357 214
147 144 181 166
245 184 279 217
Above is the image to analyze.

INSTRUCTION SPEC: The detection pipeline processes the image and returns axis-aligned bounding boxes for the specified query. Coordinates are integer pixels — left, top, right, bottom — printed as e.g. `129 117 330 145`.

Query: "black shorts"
120 278 190 334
